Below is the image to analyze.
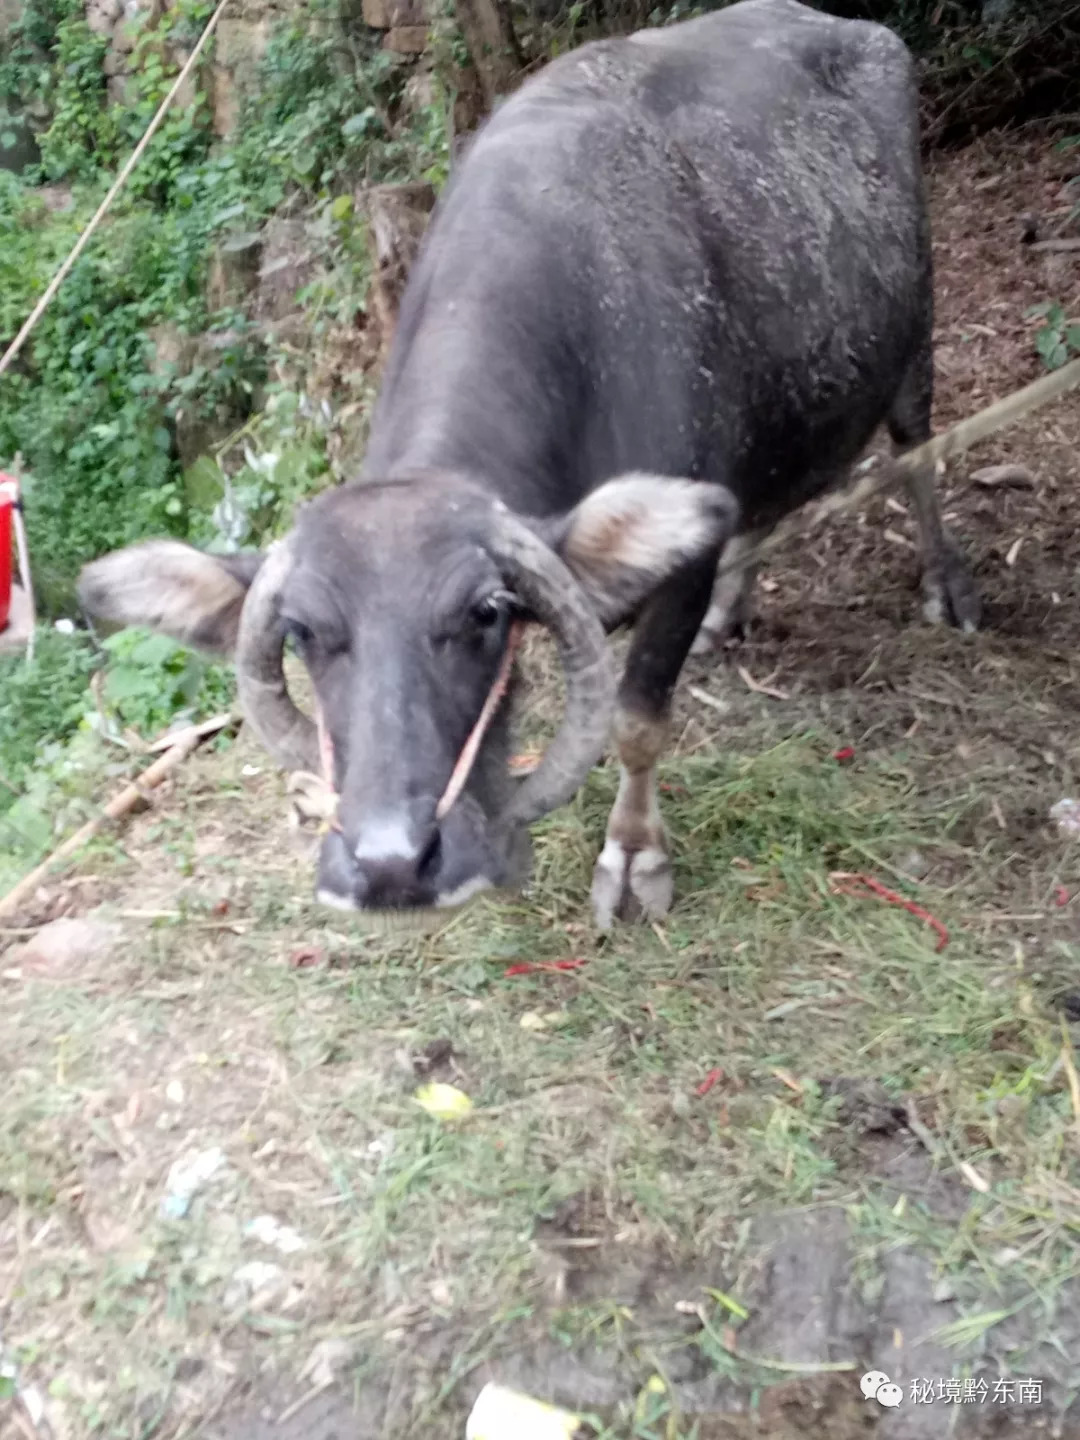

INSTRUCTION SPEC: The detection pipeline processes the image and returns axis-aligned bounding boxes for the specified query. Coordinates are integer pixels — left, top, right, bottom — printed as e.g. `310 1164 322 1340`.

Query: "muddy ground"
1 129 1079 1440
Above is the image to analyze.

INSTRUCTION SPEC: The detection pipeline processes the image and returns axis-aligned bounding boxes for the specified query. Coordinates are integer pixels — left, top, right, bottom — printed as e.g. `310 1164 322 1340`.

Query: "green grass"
1 707 1077 1436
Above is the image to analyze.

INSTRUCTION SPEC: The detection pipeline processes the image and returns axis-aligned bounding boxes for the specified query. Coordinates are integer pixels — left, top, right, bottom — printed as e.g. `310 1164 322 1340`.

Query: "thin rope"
0 0 231 382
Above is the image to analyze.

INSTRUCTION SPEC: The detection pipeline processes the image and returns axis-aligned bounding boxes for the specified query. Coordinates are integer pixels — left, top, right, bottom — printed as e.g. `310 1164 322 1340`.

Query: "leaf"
184 457 224 515
932 1309 1012 1349
413 1082 473 1122
704 1286 750 1320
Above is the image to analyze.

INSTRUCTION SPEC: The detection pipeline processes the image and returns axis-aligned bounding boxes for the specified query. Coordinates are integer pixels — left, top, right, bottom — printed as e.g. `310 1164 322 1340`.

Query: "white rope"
0 0 231 381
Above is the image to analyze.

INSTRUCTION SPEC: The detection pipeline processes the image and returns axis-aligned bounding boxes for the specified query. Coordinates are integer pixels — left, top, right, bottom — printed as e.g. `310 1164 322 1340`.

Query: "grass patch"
1 710 1077 1435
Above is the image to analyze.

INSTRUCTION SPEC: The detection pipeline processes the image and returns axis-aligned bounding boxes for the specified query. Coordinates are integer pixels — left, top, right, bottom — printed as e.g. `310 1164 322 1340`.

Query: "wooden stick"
715 352 1080 581
146 710 236 753
0 713 236 921
1029 238 1080 254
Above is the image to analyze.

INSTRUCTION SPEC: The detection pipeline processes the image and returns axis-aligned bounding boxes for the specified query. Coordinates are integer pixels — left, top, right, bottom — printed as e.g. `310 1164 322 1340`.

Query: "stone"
364 180 436 361
401 68 437 117
206 231 263 311
383 24 428 52
85 0 122 38
147 324 199 378
363 0 426 25
5 916 123 978
256 218 316 323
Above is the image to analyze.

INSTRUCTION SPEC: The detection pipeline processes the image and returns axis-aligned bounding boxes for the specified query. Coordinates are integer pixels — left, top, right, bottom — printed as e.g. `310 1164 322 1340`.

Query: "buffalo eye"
471 589 516 631
283 617 314 649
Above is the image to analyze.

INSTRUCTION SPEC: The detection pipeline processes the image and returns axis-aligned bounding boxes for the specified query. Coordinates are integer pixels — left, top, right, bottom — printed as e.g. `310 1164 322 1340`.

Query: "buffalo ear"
78 541 264 656
538 474 739 627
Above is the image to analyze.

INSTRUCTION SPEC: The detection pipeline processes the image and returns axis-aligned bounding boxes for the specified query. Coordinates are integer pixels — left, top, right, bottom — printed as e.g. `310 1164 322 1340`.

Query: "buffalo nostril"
416 826 442 882
349 815 441 906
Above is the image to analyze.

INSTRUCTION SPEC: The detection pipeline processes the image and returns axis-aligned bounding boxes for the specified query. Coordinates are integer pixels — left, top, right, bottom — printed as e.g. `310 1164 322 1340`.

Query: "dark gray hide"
366 0 931 524
78 0 967 920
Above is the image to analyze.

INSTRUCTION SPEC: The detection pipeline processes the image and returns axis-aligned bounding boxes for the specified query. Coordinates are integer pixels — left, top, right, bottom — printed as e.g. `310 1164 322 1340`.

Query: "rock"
5 916 122 978
160 1145 226 1219
256 218 316 323
401 68 437 117
224 1260 286 1309
383 23 428 52
206 230 263 311
300 1337 360 1389
209 16 273 137
244 1214 308 1254
85 0 122 38
363 180 437 361
364 0 426 25
148 323 199 379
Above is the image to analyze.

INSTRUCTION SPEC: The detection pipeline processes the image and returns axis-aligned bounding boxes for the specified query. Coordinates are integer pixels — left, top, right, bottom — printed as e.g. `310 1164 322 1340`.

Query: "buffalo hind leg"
889 353 980 632
592 553 717 929
690 526 775 655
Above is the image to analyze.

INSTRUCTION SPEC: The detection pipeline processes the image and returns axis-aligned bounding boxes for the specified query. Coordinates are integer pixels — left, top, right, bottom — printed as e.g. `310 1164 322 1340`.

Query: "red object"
503 958 587 977
289 945 327 970
830 871 949 952
695 1067 724 1097
1055 886 1070 909
0 475 16 633
833 747 856 764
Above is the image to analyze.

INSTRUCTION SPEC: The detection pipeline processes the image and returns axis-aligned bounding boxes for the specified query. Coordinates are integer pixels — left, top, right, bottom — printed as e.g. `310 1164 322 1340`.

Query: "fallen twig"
0 713 237 921
146 711 236 754
1029 238 1080 254
736 665 789 701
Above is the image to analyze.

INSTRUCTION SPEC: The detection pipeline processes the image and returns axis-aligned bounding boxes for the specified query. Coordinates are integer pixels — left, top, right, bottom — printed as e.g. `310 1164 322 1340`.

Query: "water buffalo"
78 0 979 926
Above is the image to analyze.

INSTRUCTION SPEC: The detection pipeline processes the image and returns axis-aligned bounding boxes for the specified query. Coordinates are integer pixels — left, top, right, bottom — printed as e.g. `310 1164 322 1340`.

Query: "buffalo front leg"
591 552 718 929
591 708 672 929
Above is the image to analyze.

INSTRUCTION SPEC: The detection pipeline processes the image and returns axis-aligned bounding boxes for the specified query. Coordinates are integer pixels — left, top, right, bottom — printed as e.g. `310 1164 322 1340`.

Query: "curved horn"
487 507 616 828
234 535 319 773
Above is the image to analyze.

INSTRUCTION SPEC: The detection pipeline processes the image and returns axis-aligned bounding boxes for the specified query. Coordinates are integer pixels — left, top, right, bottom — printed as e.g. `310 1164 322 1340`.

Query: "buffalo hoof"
690 600 752 656
922 540 980 633
591 838 673 930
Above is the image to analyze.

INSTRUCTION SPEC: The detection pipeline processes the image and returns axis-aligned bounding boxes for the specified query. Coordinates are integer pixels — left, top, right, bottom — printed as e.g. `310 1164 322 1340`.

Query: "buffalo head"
78 473 735 911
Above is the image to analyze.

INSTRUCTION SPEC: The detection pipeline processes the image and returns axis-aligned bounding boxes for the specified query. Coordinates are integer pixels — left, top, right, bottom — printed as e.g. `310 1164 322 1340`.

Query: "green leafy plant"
0 628 97 806
1027 301 1080 371
99 627 233 738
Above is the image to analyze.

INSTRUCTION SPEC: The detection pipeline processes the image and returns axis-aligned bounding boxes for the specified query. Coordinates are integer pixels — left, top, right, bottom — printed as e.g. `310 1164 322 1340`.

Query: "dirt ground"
1 130 1080 1440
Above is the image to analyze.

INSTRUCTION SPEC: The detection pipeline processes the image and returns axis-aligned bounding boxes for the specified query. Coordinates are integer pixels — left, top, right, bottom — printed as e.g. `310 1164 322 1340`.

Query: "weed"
1027 301 1080 371
0 628 96 800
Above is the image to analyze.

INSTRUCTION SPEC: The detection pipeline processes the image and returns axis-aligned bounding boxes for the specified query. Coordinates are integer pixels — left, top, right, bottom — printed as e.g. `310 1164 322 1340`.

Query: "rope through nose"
435 619 523 822
306 621 523 835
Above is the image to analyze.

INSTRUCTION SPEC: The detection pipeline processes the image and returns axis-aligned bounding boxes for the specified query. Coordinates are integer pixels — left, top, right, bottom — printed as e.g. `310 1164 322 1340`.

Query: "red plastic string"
833 746 856 764
503 958 588 978
829 871 949 952
695 1067 724 1097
